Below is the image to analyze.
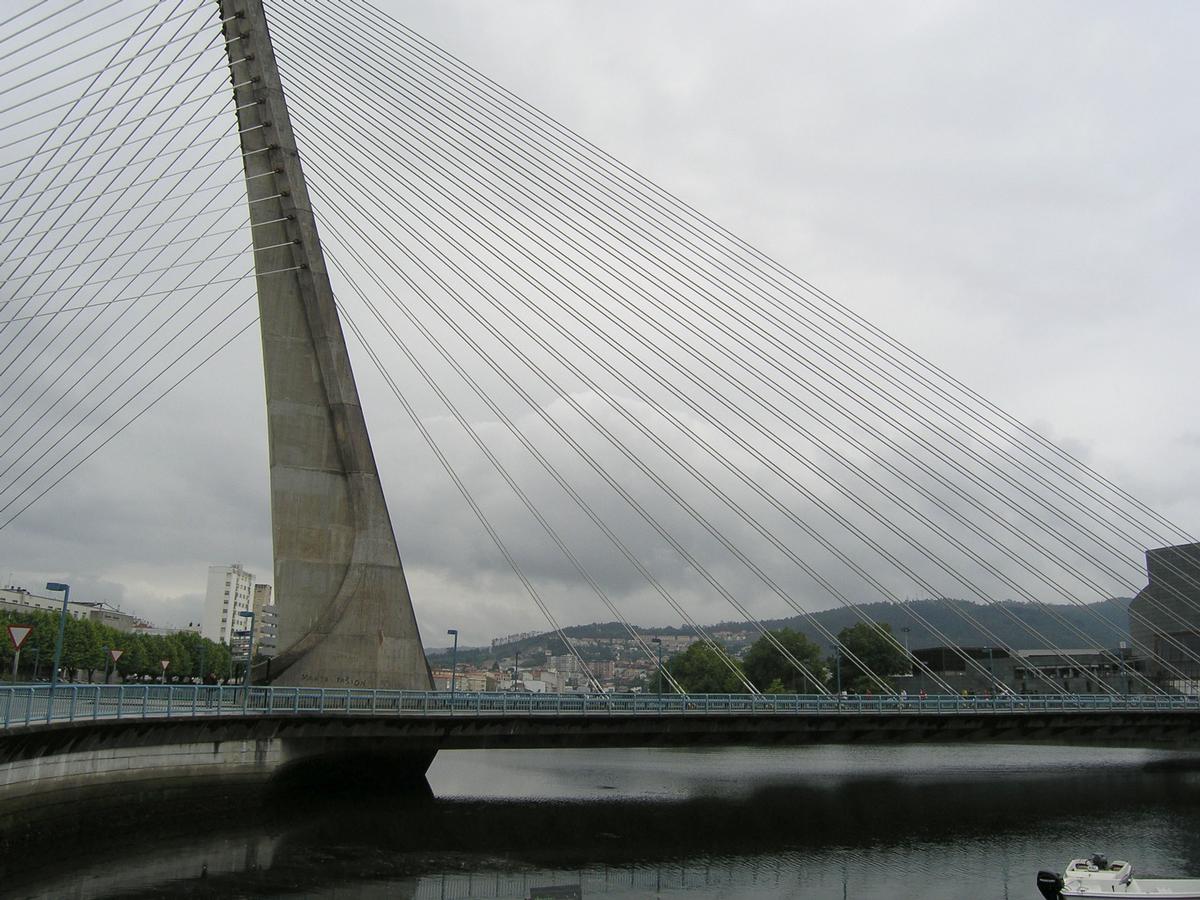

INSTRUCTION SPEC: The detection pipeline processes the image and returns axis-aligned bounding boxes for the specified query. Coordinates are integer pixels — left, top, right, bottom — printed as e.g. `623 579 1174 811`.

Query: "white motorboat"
1038 855 1200 899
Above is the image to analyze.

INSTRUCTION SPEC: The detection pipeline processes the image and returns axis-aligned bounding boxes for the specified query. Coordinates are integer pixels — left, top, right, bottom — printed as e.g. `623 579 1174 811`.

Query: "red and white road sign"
6 625 32 651
109 649 123 663
160 659 170 670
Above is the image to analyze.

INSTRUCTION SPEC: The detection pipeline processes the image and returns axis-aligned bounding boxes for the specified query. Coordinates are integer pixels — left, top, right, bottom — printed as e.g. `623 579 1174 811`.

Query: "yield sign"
6 625 32 651
109 649 124 663
159 659 170 670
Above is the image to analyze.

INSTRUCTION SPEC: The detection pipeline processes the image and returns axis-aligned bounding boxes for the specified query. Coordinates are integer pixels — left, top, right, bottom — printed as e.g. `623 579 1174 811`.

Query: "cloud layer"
3 1 1197 651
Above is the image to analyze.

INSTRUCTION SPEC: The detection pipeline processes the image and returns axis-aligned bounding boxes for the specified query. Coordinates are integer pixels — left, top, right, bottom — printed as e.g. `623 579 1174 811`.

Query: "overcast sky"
2 1 1198 649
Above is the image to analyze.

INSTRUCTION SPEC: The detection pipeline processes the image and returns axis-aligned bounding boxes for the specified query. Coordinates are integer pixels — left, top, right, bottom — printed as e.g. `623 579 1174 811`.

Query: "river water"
7 743 1200 899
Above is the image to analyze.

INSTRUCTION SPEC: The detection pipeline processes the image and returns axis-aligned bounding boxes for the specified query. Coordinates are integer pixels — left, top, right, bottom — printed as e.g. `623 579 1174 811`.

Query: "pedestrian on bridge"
203 671 218 708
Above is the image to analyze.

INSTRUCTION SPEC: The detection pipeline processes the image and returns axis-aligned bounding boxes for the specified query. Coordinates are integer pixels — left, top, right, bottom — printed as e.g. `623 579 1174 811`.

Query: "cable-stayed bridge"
1 0 1198 787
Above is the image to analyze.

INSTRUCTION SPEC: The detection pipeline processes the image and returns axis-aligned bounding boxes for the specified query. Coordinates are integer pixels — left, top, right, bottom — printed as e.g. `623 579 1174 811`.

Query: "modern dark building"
904 645 1139 696
1129 542 1200 690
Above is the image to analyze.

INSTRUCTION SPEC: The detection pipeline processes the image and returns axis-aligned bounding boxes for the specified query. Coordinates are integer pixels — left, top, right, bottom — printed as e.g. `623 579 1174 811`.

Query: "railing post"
143 684 149 718
93 685 99 721
68 686 77 722
3 689 11 728
167 687 173 718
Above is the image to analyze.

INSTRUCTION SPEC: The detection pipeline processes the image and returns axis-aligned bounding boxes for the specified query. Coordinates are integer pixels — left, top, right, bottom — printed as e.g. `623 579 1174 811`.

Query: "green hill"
430 597 1135 663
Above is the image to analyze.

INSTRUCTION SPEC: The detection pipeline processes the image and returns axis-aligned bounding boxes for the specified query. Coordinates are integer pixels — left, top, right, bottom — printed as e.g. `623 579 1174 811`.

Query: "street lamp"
45 582 70 698
512 649 519 691
651 637 663 706
447 629 459 701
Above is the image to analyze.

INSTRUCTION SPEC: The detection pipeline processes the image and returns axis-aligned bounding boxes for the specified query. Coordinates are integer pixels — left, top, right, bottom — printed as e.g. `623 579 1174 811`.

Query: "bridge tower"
217 0 432 692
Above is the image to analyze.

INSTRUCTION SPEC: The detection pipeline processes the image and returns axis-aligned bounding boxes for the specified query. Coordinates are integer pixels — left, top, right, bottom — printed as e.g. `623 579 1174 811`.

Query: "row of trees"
648 623 910 694
0 608 236 683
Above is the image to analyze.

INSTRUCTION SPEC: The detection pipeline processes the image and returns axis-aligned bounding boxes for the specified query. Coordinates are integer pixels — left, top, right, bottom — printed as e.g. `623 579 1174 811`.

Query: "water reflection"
5 744 1200 898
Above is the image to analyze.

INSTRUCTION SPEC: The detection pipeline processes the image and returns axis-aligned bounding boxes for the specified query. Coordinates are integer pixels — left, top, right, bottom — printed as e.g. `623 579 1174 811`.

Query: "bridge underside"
4 710 1198 762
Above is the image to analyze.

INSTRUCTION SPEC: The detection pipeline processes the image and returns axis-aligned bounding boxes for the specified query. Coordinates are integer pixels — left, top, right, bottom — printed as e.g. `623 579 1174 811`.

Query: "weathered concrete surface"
0 716 436 826
2 708 1198 764
219 1 431 691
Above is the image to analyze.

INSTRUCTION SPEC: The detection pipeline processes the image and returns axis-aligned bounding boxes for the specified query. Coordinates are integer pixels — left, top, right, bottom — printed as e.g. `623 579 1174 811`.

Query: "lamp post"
901 627 912 674
651 637 663 707
45 582 70 699
512 649 519 691
447 629 459 701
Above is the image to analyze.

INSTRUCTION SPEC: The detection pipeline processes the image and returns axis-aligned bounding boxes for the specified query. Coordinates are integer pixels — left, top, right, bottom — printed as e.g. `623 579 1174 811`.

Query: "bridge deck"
2 683 1197 730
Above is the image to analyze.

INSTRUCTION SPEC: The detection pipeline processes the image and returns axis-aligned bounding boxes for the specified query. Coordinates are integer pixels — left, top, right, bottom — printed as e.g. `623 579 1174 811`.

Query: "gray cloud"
3 1 1197 649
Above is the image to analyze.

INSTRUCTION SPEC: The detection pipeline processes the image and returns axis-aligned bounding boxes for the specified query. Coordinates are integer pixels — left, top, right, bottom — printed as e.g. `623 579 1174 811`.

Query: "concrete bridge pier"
218 0 433 693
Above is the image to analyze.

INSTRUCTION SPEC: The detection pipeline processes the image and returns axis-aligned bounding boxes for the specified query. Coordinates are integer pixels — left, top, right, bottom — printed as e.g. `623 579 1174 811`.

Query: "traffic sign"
110 649 123 663
6 625 32 651
159 658 169 670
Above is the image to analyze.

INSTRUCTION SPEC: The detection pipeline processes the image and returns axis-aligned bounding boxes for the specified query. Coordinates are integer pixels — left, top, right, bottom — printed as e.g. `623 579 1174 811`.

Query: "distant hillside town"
426 543 1200 697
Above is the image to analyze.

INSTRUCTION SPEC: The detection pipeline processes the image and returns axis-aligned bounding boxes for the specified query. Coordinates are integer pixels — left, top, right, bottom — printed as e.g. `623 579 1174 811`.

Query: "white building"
2 585 100 622
201 563 255 645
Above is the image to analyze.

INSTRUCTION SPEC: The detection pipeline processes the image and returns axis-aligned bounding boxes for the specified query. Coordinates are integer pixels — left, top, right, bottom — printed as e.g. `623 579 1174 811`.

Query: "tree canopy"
0 608 233 683
667 640 743 694
742 628 826 693
831 621 909 692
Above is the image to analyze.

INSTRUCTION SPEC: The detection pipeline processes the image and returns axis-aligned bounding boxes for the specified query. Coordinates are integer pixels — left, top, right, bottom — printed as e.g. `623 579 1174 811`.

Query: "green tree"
121 637 152 679
742 628 825 693
62 616 102 680
831 622 909 693
667 640 743 694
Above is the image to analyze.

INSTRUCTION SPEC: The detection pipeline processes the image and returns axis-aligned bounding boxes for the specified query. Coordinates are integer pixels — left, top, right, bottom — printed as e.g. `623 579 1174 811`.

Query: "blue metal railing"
1 684 1198 730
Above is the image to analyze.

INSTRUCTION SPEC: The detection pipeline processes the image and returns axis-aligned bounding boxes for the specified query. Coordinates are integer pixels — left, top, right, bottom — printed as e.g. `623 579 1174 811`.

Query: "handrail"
0 683 1195 730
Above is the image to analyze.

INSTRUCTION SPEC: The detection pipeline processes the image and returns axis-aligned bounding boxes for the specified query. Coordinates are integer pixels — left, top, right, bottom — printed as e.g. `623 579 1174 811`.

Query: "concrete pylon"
218 0 432 691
